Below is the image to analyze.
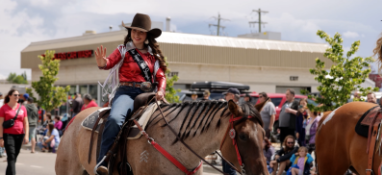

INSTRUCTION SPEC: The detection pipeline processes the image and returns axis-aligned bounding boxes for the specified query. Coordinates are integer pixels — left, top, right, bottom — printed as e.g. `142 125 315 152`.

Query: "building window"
79 85 87 95
69 85 77 95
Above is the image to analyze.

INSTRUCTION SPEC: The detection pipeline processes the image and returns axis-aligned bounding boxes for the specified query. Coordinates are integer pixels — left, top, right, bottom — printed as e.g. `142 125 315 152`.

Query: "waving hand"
95 45 107 67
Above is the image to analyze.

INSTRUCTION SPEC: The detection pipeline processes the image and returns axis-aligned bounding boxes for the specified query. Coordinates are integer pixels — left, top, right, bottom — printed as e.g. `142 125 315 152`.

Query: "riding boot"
96 166 108 175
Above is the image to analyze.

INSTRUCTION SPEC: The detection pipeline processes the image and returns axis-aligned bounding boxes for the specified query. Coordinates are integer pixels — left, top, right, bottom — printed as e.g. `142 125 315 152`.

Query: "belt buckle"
140 82 152 92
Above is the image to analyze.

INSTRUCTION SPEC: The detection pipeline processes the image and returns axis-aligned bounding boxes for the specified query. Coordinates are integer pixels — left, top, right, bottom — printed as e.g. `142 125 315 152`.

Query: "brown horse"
315 102 382 175
55 100 269 175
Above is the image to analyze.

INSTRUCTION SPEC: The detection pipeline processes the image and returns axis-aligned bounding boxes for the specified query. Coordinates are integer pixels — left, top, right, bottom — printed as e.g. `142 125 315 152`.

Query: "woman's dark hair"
54 116 60 121
259 92 268 100
83 94 92 101
4 89 17 104
48 122 54 136
311 111 318 117
45 113 52 122
299 98 307 105
264 137 272 151
123 28 167 72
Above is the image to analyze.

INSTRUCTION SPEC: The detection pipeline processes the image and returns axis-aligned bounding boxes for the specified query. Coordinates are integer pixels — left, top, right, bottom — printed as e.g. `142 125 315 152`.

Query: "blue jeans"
222 160 237 175
97 86 144 165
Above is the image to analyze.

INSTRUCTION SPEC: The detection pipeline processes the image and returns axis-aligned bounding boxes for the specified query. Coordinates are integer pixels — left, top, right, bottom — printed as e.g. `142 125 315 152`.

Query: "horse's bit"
216 114 254 175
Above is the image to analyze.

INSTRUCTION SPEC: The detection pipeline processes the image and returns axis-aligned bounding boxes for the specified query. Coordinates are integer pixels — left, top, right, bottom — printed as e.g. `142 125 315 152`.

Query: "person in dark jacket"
270 135 299 175
24 95 38 153
71 93 83 117
295 98 308 146
278 89 299 148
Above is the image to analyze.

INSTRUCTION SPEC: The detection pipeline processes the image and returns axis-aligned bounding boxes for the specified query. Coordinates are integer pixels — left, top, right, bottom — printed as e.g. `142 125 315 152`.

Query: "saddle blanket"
355 105 381 138
81 103 159 140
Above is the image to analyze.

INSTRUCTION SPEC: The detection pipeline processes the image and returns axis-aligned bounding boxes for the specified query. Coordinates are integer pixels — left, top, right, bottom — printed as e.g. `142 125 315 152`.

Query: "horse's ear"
228 100 241 116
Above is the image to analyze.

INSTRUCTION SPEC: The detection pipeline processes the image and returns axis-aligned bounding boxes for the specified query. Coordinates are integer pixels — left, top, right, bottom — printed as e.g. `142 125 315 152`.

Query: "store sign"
290 76 298 81
167 72 179 77
42 50 94 60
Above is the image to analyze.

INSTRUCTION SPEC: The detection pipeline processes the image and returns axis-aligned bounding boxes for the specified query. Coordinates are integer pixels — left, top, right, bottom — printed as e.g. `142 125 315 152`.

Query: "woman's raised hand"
95 45 107 67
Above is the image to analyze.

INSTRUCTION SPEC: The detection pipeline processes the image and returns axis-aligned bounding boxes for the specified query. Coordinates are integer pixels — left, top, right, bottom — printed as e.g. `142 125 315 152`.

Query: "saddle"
355 105 382 175
81 103 157 139
83 92 159 174
355 105 381 138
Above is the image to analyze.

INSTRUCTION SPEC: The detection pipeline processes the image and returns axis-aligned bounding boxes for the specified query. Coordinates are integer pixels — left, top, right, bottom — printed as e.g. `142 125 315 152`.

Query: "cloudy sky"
1 0 382 80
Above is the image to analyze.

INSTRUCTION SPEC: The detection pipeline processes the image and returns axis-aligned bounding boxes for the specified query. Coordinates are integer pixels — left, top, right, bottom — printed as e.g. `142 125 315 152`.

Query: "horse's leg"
77 127 99 175
55 118 86 175
56 108 101 175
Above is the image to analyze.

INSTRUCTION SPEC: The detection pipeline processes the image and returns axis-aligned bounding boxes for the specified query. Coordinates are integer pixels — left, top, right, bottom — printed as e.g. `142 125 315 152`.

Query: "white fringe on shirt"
98 41 159 106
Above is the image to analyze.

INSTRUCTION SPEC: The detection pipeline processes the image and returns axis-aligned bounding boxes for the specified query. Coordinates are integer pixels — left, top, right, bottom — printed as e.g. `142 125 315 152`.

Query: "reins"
155 99 227 174
131 98 250 175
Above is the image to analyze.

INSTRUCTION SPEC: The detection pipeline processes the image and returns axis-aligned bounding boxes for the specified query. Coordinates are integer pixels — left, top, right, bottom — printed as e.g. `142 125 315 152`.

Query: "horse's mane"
148 100 263 144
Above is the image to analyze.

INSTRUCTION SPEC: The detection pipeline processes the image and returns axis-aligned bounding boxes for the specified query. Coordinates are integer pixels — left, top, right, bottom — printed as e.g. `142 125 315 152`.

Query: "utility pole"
249 8 268 33
209 13 229 36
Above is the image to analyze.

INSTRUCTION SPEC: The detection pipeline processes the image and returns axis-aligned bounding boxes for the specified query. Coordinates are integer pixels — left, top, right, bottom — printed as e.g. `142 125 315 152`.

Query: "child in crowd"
287 147 315 175
39 123 60 153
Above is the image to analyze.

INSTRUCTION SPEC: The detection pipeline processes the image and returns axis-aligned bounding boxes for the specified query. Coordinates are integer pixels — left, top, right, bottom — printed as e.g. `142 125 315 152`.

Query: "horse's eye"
239 133 248 141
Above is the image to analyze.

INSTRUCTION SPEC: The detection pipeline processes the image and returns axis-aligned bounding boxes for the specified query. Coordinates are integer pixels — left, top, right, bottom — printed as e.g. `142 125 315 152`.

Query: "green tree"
303 30 378 112
26 50 70 112
21 71 27 81
164 57 181 103
7 72 27 84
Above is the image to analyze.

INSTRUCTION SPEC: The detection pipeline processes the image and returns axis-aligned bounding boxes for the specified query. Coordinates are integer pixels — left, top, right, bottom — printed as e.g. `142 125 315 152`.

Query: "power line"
209 13 230 36
249 8 268 33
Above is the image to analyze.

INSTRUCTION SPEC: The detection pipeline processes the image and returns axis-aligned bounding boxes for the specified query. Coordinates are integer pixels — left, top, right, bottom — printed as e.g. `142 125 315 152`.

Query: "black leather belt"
119 82 152 92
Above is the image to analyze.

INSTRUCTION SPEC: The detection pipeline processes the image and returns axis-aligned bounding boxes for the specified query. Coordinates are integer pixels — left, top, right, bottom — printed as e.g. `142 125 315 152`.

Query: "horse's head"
220 100 268 175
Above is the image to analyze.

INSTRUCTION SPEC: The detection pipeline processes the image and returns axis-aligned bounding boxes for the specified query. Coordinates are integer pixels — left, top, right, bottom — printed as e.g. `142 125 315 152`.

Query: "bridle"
217 114 255 175
133 99 257 175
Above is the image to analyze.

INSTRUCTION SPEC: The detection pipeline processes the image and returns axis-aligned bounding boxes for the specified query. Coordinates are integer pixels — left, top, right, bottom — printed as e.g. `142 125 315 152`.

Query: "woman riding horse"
94 13 167 175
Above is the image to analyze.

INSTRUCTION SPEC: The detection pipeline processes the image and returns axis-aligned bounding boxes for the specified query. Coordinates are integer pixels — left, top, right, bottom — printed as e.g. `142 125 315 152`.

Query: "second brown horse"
315 102 382 175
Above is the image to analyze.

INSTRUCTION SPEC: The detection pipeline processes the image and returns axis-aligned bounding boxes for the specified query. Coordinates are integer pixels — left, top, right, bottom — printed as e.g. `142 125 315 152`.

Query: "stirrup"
95 166 108 175
94 156 107 175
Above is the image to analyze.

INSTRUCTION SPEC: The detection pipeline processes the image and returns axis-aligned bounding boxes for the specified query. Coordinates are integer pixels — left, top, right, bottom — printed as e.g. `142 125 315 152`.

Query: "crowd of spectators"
211 88 322 175
0 92 99 156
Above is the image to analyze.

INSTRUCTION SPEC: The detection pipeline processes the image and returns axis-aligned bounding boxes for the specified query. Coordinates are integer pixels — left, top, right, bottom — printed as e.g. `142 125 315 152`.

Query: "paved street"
0 148 220 175
0 149 55 175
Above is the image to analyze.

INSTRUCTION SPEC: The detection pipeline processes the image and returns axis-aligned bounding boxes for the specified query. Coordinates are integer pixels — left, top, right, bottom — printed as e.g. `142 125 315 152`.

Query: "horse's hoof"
96 166 108 175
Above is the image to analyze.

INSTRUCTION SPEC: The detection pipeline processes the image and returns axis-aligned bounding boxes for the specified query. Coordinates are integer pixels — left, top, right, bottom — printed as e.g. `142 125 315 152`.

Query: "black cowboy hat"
122 13 162 38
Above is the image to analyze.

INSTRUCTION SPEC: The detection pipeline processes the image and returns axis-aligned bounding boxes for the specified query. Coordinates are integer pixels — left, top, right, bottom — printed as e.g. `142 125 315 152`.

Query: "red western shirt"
0 104 27 135
104 48 166 93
